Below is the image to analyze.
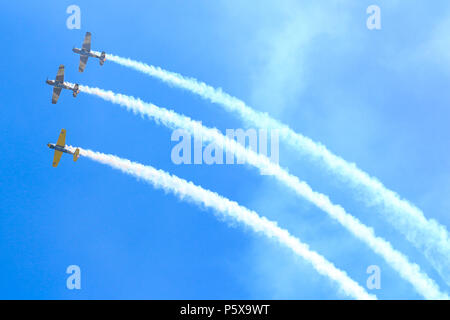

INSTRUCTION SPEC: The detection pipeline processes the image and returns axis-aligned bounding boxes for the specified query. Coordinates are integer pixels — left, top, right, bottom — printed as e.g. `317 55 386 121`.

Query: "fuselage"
72 47 99 58
45 79 75 91
47 143 74 155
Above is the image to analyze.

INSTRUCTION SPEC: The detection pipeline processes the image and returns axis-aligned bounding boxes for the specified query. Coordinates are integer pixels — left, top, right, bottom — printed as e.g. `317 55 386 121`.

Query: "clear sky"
0 0 449 299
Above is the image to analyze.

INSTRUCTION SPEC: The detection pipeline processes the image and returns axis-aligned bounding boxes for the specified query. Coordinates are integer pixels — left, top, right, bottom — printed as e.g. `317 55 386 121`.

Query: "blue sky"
0 0 449 299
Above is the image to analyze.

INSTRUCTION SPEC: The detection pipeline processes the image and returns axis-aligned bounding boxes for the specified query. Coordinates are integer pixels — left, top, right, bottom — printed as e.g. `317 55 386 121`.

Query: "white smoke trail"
69 146 376 300
78 84 448 299
102 53 450 286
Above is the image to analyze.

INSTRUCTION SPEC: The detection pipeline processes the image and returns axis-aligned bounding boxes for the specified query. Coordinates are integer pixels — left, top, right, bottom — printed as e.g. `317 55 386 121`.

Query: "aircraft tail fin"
100 51 106 65
73 148 80 162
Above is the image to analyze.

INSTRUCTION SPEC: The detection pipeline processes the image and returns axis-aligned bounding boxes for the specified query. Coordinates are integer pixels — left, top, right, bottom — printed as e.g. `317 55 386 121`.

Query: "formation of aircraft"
45 32 106 166
45 65 79 104
72 32 106 72
47 129 80 167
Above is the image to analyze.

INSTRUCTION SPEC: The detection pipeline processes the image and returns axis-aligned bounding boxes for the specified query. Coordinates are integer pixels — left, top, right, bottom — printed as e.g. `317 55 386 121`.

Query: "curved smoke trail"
77 84 448 299
100 53 450 286
69 146 376 300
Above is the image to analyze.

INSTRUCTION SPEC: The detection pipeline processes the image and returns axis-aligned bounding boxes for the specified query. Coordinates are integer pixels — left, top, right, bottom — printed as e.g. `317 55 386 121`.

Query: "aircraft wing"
56 129 66 147
56 65 64 82
79 55 88 73
52 87 62 104
82 32 91 52
52 151 63 167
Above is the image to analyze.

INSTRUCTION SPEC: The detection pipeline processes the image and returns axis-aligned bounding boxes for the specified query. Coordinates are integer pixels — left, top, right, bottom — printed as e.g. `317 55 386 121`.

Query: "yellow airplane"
47 129 80 167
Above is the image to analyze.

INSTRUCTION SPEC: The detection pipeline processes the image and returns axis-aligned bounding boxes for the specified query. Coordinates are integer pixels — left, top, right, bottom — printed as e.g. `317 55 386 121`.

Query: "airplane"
46 65 80 104
47 129 80 167
72 32 106 72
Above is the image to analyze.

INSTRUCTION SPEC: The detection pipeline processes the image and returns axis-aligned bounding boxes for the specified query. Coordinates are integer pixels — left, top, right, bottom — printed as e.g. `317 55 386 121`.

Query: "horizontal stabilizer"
100 51 106 66
73 148 80 162
73 84 79 97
